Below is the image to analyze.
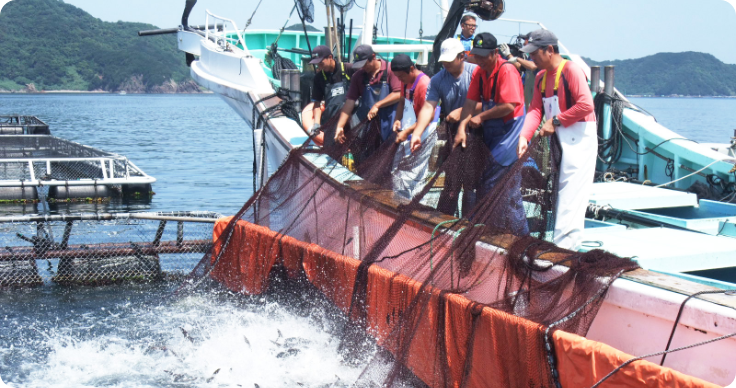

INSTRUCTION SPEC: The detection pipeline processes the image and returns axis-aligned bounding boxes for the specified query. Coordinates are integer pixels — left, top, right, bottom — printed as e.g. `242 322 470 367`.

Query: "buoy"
48 184 110 199
0 186 38 201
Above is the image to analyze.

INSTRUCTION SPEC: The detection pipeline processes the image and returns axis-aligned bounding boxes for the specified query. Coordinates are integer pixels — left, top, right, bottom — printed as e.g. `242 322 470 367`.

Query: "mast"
360 0 377 46
440 0 449 23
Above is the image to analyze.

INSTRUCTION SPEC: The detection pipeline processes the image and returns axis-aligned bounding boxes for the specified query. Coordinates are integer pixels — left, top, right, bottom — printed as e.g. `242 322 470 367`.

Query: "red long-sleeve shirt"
520 60 595 140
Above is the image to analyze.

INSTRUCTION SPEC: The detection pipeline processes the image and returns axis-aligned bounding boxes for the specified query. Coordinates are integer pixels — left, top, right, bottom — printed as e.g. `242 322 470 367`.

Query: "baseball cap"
520 29 558 53
352 45 375 69
437 38 465 62
390 54 414 72
469 32 498 57
309 45 333 64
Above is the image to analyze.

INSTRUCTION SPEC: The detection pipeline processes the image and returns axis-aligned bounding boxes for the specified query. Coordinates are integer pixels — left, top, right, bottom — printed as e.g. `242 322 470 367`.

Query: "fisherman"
457 15 477 55
301 45 354 147
454 32 528 235
334 45 402 146
388 54 436 198
390 54 431 142
499 34 538 110
517 29 597 250
410 38 478 215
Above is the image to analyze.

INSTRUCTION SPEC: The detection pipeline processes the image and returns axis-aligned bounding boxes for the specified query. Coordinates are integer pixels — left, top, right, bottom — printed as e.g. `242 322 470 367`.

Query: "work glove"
499 43 511 58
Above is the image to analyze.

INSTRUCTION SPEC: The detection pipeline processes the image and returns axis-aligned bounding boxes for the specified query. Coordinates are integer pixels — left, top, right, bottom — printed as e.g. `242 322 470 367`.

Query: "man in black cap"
454 32 528 235
334 45 402 145
390 54 431 142
517 28 597 250
301 45 354 147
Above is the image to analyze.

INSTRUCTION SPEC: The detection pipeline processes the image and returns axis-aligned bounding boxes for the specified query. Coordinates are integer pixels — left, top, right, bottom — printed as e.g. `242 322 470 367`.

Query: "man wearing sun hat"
517 28 597 250
454 32 528 234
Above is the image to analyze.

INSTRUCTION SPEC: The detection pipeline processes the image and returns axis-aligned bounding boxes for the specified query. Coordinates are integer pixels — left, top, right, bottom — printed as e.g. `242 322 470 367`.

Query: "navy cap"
520 29 558 53
390 54 414 72
309 45 333 64
351 45 375 69
469 32 498 57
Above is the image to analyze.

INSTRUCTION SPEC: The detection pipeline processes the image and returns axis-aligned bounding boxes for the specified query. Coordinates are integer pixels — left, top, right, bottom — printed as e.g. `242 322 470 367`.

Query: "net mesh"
186 116 640 387
0 212 219 287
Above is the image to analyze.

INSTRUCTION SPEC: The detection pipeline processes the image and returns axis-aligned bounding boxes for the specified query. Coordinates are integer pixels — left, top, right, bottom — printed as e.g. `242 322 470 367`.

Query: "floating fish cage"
0 135 156 201
0 211 221 286
0 115 50 135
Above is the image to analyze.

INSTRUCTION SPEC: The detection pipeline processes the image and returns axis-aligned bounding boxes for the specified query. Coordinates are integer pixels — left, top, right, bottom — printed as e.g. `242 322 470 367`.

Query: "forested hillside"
585 52 736 96
0 0 196 93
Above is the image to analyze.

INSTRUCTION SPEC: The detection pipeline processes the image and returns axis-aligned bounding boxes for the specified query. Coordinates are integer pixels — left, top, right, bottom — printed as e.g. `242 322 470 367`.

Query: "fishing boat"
144 0 736 386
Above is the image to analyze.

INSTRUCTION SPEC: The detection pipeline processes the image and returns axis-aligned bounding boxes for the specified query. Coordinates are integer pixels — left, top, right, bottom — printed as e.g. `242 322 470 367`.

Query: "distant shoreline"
626 95 736 98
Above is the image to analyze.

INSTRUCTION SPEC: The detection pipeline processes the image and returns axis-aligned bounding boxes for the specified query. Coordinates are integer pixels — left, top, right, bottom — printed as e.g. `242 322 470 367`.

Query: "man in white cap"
517 29 597 250
410 38 478 215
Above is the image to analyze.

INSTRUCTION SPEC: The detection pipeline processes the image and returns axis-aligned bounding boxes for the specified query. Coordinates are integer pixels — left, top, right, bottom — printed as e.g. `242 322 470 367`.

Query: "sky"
18 0 736 64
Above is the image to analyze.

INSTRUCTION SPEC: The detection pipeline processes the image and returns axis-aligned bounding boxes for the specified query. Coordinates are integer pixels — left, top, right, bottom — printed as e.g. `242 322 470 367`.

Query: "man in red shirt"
390 54 432 143
454 32 528 235
517 29 597 250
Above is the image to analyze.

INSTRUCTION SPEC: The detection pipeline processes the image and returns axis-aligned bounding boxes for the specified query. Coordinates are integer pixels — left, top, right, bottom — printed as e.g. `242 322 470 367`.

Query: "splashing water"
0 281 374 388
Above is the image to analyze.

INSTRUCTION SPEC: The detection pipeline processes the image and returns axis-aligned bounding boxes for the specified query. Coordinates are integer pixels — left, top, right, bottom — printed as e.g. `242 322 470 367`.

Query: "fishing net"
184 113 642 387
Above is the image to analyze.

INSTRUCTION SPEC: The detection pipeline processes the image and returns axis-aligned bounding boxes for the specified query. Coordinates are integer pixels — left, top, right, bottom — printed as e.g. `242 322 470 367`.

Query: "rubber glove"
499 43 511 58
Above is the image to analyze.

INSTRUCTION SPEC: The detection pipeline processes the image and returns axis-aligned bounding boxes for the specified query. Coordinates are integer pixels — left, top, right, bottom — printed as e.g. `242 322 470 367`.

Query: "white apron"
543 95 597 250
392 98 437 199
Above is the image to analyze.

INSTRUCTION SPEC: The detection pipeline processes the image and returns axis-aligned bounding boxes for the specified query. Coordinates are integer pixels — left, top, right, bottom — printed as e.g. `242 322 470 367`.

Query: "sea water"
0 94 734 387
0 280 371 388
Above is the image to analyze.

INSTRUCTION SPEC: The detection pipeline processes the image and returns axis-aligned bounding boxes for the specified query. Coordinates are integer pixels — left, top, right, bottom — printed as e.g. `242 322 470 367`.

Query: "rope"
243 0 264 31
429 219 460 270
590 330 736 388
544 269 625 388
660 289 736 365
653 158 722 188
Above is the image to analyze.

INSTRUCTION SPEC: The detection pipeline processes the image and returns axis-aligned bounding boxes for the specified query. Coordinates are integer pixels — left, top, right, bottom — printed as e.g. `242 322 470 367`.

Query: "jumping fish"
179 327 194 343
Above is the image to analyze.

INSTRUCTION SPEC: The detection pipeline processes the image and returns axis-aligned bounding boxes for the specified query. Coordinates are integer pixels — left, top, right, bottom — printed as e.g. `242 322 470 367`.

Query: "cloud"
0 0 12 14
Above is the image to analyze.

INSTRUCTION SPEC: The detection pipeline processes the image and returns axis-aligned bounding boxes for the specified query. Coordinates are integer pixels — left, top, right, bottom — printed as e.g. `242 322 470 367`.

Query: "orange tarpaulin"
211 218 720 388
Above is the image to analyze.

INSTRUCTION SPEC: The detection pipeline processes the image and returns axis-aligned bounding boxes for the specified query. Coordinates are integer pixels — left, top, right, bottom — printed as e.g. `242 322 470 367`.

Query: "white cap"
437 38 465 62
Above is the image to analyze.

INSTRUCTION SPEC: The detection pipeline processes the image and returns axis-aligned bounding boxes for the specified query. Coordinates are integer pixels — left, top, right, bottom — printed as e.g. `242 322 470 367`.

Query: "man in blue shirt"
410 38 477 153
456 15 477 53
410 38 479 216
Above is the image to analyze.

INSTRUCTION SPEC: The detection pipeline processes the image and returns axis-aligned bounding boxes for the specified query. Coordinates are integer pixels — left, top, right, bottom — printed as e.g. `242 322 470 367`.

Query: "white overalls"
541 60 597 250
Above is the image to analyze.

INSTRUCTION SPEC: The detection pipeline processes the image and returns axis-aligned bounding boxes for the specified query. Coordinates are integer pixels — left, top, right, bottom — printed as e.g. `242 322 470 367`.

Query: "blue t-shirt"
457 34 473 52
425 62 478 114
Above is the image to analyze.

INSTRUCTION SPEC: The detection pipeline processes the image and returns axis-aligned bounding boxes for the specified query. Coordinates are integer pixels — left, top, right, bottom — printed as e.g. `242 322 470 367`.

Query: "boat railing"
205 9 246 52
0 135 154 187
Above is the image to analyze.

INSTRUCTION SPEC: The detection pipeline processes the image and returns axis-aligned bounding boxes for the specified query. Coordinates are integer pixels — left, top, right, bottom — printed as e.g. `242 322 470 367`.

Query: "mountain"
584 52 736 96
0 0 197 93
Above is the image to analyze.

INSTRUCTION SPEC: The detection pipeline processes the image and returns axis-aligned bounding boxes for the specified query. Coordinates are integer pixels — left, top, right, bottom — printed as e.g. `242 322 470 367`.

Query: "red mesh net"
184 117 647 387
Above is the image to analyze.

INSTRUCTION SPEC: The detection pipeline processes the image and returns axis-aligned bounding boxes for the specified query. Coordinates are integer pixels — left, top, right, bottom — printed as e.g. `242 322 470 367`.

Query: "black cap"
309 45 333 64
390 54 414 72
469 32 498 57
352 45 375 69
520 29 558 53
